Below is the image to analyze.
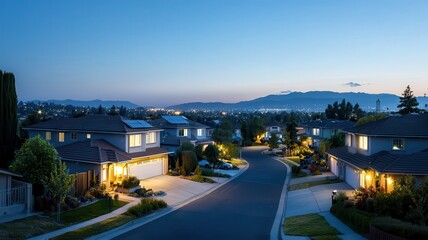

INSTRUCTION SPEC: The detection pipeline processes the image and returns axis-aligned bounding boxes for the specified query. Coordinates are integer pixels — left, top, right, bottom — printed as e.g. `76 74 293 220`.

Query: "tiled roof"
301 119 355 130
327 146 428 175
57 139 172 164
25 115 161 133
348 114 428 137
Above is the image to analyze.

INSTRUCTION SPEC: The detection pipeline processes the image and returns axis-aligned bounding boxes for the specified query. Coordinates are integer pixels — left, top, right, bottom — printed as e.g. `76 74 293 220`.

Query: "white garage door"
128 158 163 180
345 165 360 189
330 158 338 176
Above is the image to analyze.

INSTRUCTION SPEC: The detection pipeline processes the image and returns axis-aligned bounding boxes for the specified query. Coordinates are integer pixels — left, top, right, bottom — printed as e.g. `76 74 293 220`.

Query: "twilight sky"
1 0 428 107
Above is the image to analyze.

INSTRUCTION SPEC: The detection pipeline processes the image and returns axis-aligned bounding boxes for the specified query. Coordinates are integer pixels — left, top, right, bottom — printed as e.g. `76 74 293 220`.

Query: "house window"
86 133 91 139
312 128 320 136
178 129 188 137
59 132 65 142
146 132 156 144
71 132 78 140
197 129 203 137
358 136 368 150
392 138 405 150
129 134 142 147
347 134 352 147
331 129 337 135
46 131 51 141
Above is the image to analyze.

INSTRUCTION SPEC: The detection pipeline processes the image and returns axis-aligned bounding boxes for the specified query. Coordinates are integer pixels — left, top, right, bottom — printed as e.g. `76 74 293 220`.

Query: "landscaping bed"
284 213 341 239
288 178 342 191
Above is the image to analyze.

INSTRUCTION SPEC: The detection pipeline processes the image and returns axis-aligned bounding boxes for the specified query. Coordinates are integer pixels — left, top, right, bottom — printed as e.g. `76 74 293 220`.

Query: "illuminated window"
358 136 368 150
146 132 156 144
71 132 78 140
312 128 320 136
129 134 142 147
178 129 188 137
347 134 352 147
197 129 204 137
46 132 51 141
59 132 65 142
392 138 404 150
86 133 91 139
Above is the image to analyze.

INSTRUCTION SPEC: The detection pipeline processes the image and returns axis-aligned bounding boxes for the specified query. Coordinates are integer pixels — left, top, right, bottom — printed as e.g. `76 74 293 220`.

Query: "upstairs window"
129 134 142 147
46 131 51 141
71 132 78 140
347 134 352 147
59 132 65 142
178 129 188 137
392 138 405 150
197 129 204 137
312 128 320 136
358 136 368 151
86 133 91 139
146 132 156 144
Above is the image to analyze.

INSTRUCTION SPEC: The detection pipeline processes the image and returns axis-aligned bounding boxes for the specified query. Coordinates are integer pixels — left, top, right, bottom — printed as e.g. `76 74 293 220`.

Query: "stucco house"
264 125 283 142
0 169 32 218
25 115 172 187
150 116 213 152
301 119 355 148
327 114 428 192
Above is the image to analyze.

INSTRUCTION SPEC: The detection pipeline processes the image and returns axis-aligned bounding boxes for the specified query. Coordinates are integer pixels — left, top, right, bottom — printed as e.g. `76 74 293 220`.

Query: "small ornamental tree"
204 144 219 168
268 132 279 150
397 85 419 114
181 150 198 175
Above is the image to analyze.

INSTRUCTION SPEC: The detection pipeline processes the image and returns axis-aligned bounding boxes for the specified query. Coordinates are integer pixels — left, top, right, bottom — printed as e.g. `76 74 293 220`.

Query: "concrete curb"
270 157 291 240
87 160 250 240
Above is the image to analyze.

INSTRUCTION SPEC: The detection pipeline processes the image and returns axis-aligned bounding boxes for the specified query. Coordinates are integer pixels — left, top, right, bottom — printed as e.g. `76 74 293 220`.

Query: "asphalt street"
114 146 287 240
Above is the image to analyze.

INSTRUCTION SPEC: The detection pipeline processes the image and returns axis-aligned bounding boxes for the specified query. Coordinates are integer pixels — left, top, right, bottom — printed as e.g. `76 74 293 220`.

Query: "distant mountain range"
167 91 428 112
30 99 141 109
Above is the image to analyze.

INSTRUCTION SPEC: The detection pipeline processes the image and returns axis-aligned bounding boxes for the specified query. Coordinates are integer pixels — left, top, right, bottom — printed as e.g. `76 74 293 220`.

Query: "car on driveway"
217 161 233 170
198 159 210 168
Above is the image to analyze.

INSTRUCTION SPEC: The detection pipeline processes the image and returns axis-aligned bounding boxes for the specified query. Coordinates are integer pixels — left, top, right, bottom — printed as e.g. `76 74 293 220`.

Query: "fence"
71 170 95 196
0 185 26 208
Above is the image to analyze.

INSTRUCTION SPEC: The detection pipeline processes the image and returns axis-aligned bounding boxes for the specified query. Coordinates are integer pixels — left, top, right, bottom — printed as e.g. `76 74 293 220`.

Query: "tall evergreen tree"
397 85 419 114
0 70 18 168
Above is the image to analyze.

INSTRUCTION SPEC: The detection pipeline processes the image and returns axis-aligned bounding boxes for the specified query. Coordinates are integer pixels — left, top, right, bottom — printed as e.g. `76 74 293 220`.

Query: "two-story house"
327 114 428 192
150 116 214 151
301 119 355 148
264 125 283 142
25 115 172 187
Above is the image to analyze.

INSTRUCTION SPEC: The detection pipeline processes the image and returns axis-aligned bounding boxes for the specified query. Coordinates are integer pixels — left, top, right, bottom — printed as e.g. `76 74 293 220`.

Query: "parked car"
217 161 233 170
198 159 210 168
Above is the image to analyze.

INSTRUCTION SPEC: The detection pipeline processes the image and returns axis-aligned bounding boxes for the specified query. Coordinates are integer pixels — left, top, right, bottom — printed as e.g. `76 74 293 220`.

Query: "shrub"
121 176 140 189
195 165 202 176
371 217 428 240
88 185 106 198
291 166 301 175
64 196 80 209
335 191 348 202
114 194 119 201
182 151 198 175
366 198 375 213
190 175 216 183
126 198 167 217
330 202 374 234
343 200 354 208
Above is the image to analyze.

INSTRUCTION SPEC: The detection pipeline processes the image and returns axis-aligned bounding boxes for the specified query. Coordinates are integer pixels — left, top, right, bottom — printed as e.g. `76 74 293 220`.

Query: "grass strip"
284 213 341 238
289 179 342 191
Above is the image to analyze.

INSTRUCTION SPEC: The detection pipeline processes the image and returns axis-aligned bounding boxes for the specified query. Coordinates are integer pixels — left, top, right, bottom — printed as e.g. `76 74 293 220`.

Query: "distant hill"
167 91 428 112
30 99 140 109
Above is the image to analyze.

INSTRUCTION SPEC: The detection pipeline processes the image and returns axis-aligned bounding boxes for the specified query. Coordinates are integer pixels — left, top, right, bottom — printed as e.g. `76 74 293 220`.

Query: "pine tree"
0 70 18 168
397 85 419 114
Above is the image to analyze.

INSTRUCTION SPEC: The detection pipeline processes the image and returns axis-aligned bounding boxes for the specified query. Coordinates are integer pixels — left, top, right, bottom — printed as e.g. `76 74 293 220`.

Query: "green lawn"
0 199 128 239
289 179 342 191
285 156 301 165
284 213 341 239
226 159 247 166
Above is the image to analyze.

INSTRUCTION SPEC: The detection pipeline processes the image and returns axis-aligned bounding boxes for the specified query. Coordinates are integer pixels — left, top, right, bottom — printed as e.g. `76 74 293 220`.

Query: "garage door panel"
129 159 163 180
345 166 360 189
330 158 338 176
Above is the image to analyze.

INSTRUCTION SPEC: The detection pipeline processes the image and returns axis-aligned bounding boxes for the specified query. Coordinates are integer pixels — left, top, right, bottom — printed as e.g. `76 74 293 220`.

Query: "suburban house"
150 115 214 152
24 115 173 188
264 125 283 142
301 119 355 148
0 169 32 217
327 114 428 192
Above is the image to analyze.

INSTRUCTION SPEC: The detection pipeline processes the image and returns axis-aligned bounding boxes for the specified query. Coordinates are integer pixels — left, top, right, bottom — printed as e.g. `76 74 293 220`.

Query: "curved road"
114 147 287 240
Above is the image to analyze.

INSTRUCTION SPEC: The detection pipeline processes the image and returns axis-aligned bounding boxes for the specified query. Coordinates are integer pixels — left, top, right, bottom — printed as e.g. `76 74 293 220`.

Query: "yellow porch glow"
365 174 371 181
114 165 123 175
387 177 393 185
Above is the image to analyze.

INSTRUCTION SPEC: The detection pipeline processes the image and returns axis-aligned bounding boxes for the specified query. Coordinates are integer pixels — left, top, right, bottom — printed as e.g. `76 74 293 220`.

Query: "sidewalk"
30 163 248 240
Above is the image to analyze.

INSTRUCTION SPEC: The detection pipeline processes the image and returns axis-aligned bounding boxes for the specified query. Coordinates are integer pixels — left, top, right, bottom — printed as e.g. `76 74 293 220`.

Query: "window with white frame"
347 134 352 147
312 128 320 136
71 132 78 140
178 129 188 137
59 132 65 142
146 131 156 144
86 133 91 139
358 136 368 150
392 138 405 150
129 134 142 147
46 131 51 141
197 128 204 137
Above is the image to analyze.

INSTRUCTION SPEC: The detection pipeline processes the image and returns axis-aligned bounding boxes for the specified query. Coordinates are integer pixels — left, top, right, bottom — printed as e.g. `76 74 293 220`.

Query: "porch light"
114 165 123 175
387 177 393 185
365 175 371 181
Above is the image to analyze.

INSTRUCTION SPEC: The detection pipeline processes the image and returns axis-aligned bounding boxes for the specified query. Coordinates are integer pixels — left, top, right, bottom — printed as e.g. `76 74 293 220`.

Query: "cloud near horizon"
344 82 363 87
